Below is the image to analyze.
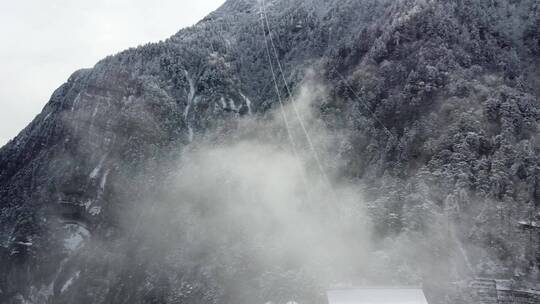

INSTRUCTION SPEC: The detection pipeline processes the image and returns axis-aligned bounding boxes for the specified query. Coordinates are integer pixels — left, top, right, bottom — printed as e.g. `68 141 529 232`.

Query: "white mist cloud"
52 73 452 301
114 78 376 294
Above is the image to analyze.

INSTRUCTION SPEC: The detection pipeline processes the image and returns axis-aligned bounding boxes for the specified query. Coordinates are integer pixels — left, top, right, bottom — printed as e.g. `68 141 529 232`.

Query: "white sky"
0 0 225 146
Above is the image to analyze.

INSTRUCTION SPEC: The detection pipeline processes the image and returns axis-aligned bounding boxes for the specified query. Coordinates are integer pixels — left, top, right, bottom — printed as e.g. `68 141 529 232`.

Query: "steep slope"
1 0 540 303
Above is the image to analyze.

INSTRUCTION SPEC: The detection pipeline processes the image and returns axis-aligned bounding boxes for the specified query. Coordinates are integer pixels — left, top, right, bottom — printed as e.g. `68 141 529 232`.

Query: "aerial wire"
260 0 338 200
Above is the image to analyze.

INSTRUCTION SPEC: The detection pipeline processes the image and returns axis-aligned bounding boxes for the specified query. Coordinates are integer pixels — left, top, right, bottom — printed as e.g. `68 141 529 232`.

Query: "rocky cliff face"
1 0 540 303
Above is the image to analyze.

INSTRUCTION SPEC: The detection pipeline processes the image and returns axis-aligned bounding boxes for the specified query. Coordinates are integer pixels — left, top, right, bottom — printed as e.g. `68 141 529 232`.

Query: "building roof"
327 287 429 304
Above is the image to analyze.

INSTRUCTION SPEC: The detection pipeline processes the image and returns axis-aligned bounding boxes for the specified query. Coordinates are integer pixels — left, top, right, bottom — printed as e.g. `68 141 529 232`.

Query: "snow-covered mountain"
1 0 540 303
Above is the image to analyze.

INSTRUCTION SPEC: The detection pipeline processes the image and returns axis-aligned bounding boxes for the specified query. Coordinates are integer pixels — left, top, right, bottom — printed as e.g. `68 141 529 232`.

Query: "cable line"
258 9 310 193
260 0 335 195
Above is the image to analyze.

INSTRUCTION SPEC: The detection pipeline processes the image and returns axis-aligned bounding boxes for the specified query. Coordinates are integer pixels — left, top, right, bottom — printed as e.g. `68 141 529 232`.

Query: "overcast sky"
0 0 225 146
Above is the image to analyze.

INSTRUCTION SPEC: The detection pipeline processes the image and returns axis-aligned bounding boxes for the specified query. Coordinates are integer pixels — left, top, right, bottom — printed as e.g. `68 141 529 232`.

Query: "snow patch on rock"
240 92 253 115
90 155 107 179
100 169 110 191
89 206 102 216
60 271 80 293
64 224 89 251
71 93 81 112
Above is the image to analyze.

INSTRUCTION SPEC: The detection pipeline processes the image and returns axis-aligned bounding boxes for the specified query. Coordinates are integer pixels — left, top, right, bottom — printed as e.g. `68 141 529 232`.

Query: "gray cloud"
0 0 225 146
